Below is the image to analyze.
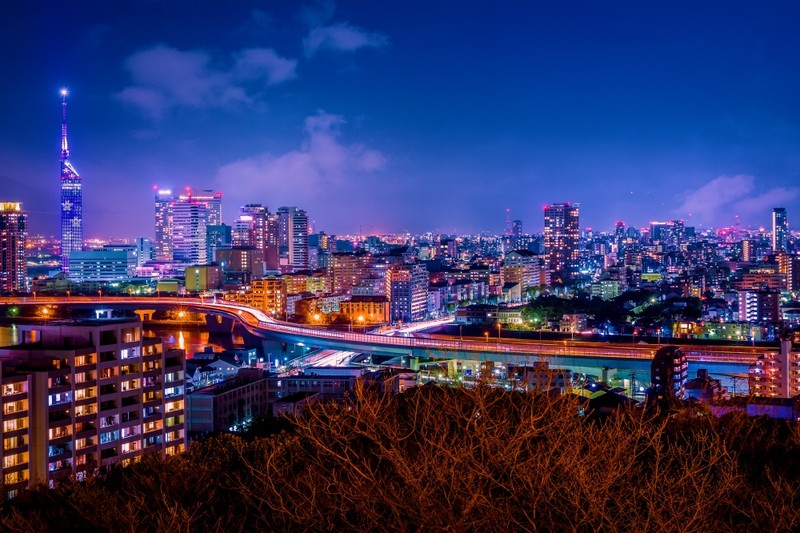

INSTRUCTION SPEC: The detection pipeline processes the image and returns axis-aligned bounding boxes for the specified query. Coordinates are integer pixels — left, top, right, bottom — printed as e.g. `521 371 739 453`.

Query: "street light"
484 332 489 343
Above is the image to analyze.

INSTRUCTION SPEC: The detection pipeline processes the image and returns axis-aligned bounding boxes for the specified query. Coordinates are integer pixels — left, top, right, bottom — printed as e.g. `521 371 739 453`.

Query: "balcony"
48 409 71 423
121 395 140 408
99 384 118 397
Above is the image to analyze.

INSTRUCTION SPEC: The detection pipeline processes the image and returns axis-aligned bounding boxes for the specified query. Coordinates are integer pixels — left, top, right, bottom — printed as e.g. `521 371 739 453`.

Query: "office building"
277 207 309 272
59 90 83 274
67 249 136 283
154 189 174 261
329 252 372 295
134 238 154 268
154 189 222 263
233 204 279 271
543 203 579 283
179 189 222 226
215 247 265 283
0 318 185 498
387 261 428 323
171 201 208 265
772 208 788 253
0 202 27 293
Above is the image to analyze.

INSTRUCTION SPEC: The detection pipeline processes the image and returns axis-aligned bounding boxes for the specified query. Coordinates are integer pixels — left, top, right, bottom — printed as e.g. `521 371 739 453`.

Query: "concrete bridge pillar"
133 309 156 322
205 314 235 334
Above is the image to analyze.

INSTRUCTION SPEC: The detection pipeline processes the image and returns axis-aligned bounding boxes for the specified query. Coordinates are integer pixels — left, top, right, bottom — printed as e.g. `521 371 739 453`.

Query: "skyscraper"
0 202 27 293
172 201 208 265
772 207 788 253
278 207 309 272
154 189 174 261
543 202 580 284
179 189 222 225
154 188 221 263
59 90 82 273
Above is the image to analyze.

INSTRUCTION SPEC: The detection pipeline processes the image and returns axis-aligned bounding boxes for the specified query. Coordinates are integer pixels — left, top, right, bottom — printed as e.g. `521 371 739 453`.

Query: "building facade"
0 319 185 498
544 203 579 284
67 250 135 283
278 207 309 272
387 262 428 323
0 202 27 293
772 207 787 253
171 201 209 265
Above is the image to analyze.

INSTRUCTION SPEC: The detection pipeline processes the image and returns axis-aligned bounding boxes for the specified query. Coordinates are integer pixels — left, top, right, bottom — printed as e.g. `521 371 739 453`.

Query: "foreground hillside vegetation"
3 386 800 532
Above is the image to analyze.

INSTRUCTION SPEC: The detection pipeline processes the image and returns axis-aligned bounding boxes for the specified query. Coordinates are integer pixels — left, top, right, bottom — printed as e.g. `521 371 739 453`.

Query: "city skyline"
2 2 800 238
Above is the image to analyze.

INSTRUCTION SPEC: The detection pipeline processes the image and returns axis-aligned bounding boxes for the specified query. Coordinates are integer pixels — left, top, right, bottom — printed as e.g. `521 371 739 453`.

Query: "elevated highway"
0 297 769 373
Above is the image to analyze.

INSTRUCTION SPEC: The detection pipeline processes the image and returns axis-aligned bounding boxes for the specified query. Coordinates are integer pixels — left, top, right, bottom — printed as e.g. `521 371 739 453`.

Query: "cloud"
674 174 800 226
304 22 388 57
214 111 385 209
117 44 297 118
233 48 298 85
732 187 800 216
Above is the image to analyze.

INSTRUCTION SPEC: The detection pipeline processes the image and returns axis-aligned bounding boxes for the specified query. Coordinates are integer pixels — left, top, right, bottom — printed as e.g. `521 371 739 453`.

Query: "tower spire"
60 88 69 161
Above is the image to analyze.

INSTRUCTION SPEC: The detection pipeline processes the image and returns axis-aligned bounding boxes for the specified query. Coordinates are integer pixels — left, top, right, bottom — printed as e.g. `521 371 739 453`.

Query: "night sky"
2 1 800 239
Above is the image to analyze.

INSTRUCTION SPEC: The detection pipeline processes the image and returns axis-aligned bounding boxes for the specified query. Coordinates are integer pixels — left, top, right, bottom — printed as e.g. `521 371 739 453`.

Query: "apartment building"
0 318 185 498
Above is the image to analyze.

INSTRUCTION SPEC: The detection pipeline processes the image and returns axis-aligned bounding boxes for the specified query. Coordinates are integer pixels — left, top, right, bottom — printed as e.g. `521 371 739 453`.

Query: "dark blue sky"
2 1 800 238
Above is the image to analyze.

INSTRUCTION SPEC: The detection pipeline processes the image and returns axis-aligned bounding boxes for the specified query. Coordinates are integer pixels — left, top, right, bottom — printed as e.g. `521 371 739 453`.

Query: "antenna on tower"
60 88 70 160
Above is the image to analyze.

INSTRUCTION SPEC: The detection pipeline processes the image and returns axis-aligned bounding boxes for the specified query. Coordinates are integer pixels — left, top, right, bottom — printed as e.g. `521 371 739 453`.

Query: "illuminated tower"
59 89 82 273
0 202 28 292
544 202 580 284
772 207 787 253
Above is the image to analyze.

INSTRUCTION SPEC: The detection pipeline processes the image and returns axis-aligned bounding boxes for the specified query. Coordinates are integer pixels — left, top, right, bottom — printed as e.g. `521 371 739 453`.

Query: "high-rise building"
232 204 279 270
543 203 580 283
59 90 82 274
278 207 309 272
172 201 208 265
772 207 788 253
387 261 428 323
154 189 174 261
329 252 372 295
154 189 221 264
134 238 154 268
179 189 222 226
0 318 186 498
0 203 27 293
